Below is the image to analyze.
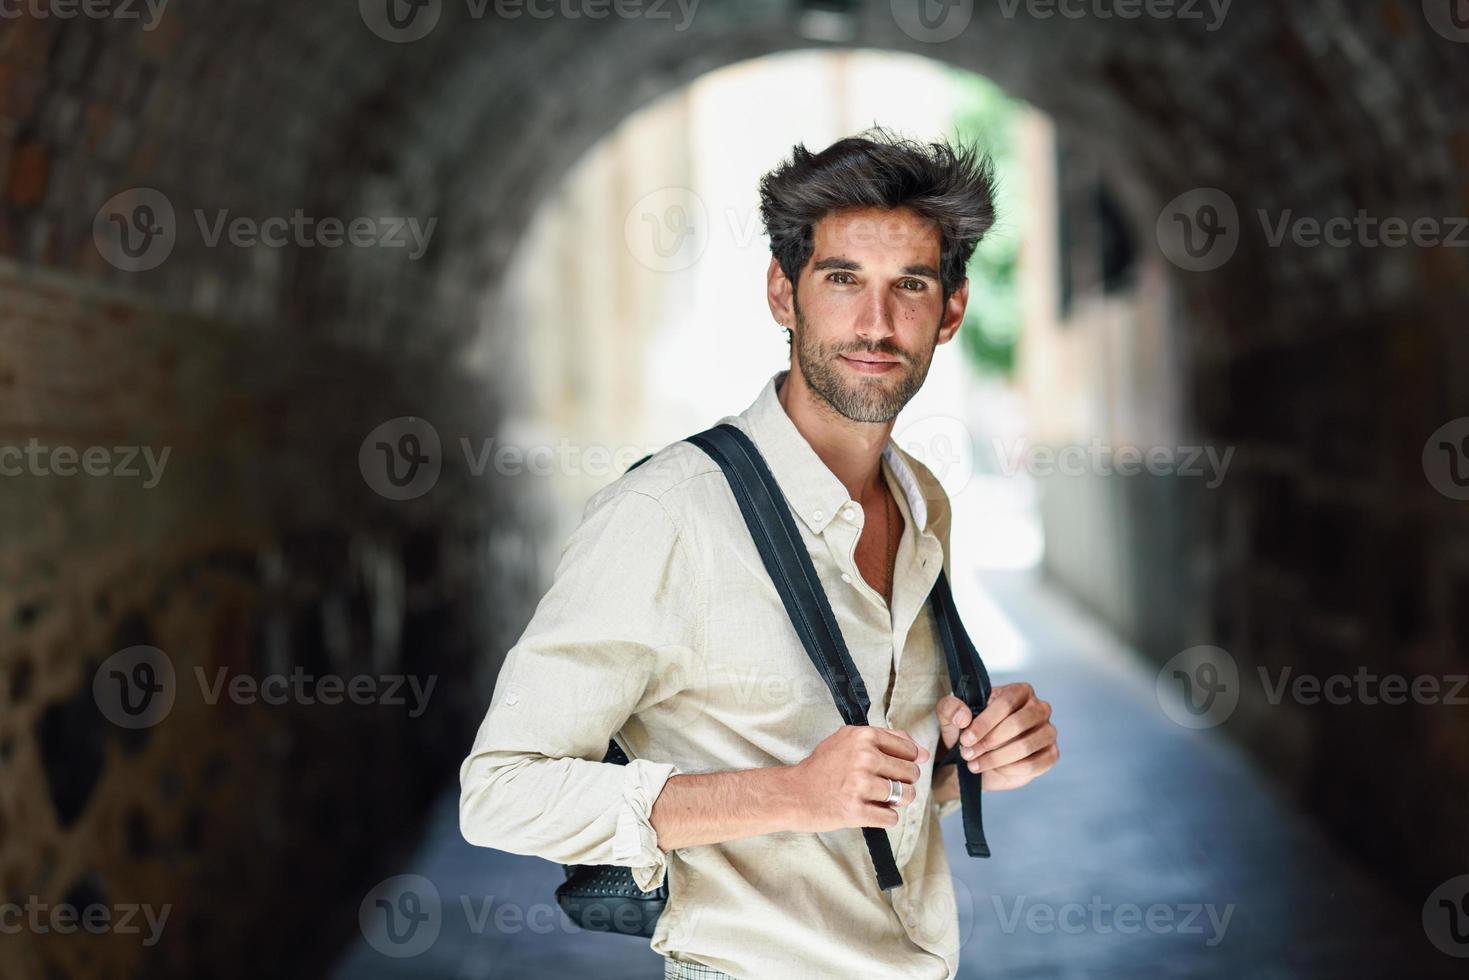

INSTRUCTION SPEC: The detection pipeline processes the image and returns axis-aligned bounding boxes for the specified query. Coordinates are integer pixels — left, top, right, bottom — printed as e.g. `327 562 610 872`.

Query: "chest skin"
854 481 902 608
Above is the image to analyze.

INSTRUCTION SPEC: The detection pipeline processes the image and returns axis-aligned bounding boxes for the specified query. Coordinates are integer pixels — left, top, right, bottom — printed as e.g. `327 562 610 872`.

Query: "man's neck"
775 367 893 504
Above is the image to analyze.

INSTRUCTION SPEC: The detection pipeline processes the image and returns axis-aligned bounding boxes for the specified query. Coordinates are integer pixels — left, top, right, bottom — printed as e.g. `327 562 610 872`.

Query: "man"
459 129 1059 979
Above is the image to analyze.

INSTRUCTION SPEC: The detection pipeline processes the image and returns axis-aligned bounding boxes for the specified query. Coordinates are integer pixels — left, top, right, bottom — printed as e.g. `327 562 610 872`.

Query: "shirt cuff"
610 757 681 892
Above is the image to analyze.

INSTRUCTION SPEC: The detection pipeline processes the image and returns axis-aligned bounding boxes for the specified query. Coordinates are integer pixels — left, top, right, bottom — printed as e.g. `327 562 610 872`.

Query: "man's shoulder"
583 434 726 521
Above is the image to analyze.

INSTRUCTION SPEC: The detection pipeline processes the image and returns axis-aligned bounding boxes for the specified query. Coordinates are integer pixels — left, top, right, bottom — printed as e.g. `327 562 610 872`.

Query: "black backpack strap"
929 568 993 858
686 422 903 892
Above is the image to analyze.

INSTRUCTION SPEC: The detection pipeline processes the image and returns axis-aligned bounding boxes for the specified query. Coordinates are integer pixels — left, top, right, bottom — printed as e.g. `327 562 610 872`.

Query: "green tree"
949 71 1025 378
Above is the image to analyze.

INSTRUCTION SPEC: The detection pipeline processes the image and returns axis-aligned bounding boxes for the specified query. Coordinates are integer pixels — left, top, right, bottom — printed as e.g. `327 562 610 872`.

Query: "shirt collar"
733 368 932 537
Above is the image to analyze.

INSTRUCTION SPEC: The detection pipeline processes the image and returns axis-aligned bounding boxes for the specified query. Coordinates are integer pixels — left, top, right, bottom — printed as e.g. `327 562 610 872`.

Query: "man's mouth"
840 354 901 375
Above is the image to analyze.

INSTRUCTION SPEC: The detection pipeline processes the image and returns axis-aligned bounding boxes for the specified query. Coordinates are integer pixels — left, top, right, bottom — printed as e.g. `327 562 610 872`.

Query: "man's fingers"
872 753 922 786
979 742 1061 788
869 726 928 763
961 697 1050 760
969 722 1057 772
860 803 901 828
863 774 915 807
936 695 971 747
959 683 1045 749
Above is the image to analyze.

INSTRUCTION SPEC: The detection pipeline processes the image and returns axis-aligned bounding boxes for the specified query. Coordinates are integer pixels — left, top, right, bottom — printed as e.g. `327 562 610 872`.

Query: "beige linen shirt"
460 368 968 979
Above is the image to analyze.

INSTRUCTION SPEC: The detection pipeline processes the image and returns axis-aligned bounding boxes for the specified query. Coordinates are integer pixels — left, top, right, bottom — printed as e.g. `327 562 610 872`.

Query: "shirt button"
813 509 824 522
842 507 856 521
840 573 852 584
505 692 520 706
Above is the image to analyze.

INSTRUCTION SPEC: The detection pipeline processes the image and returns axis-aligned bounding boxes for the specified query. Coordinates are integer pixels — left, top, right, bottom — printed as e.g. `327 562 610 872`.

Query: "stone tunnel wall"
1 1 1468 976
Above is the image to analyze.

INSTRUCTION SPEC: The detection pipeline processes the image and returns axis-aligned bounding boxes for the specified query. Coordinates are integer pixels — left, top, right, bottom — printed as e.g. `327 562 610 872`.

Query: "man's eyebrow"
810 256 941 279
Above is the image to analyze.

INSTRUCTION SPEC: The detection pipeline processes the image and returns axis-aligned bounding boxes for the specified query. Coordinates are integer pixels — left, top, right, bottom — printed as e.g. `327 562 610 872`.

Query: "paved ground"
331 569 1455 979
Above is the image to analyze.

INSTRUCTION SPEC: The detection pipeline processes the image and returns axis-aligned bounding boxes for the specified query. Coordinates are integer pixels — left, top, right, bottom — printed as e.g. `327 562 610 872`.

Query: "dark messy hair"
757 127 998 308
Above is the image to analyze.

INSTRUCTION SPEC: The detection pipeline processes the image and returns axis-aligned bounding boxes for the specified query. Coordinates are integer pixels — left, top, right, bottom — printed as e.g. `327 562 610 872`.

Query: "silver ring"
885 779 902 805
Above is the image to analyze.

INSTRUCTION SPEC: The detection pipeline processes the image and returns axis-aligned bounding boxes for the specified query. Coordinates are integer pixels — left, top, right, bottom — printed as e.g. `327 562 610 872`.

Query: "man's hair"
757 127 999 310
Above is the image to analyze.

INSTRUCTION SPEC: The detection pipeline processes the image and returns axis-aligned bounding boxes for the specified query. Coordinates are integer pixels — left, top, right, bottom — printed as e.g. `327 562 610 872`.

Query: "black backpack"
554 422 994 937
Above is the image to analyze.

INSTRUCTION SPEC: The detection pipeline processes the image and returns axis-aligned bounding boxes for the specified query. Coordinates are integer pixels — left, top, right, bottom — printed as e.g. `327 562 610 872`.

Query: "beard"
792 300 935 424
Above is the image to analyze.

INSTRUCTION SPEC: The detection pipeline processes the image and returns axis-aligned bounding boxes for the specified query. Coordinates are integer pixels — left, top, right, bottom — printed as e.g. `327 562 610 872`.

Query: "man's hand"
935 683 1058 792
782 725 930 832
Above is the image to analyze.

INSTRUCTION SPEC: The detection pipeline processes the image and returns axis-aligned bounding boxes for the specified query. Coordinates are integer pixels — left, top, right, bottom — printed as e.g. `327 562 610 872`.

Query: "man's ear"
766 256 796 327
936 277 969 346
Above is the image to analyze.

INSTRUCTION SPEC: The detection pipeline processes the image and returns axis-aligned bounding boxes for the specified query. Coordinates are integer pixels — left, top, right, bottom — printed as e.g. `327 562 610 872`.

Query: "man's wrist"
766 763 806 833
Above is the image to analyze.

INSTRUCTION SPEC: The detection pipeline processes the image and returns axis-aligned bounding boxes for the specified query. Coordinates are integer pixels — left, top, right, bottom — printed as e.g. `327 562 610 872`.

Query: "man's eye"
899 279 926 291
827 271 855 285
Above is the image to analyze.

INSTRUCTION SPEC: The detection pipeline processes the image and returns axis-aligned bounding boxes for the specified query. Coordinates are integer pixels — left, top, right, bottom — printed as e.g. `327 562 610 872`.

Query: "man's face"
768 205 968 424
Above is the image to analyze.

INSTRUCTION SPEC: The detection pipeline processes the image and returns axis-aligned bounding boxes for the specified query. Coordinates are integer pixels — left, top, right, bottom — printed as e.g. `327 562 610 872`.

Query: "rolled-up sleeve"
459 486 701 890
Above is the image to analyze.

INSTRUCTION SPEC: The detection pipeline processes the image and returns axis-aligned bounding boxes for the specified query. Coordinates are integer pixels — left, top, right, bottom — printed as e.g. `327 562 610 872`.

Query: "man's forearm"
649 764 803 851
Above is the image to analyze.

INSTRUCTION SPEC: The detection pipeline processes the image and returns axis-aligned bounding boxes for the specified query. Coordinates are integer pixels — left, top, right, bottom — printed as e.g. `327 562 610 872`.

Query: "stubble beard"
792 301 935 424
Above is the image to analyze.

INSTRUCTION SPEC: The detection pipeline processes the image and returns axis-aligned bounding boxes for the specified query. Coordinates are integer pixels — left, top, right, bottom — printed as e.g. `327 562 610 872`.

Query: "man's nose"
854 286 898 342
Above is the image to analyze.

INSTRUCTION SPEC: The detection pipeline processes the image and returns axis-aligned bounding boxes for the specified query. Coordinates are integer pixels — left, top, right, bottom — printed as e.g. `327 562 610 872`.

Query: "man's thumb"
936 695 971 746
